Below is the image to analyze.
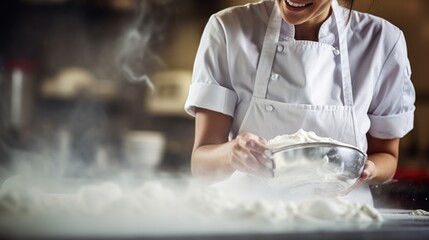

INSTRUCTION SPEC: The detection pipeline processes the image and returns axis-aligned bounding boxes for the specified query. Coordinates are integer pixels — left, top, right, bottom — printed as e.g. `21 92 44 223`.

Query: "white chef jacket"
185 0 415 148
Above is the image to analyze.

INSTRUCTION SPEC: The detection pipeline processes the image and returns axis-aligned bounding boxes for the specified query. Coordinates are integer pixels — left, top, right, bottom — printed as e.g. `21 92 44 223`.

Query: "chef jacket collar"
279 1 349 46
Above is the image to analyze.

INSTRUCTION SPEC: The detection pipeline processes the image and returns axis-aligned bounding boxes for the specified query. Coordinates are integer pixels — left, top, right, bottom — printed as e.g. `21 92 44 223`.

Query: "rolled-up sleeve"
368 31 416 139
185 83 238 117
184 15 238 117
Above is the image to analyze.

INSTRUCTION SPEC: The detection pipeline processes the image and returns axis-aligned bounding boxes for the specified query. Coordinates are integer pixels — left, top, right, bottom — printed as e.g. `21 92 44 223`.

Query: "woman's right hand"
192 108 274 182
228 132 274 178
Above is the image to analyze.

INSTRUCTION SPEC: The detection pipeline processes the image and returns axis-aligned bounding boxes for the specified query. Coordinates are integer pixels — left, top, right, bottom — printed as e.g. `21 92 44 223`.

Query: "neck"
294 24 320 41
294 7 332 41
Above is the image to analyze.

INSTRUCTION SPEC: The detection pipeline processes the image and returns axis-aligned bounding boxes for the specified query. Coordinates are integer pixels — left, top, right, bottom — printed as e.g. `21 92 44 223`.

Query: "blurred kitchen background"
0 0 428 209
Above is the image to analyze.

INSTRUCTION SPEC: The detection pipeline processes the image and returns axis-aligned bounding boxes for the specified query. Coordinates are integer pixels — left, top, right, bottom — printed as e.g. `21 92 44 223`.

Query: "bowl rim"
271 142 367 158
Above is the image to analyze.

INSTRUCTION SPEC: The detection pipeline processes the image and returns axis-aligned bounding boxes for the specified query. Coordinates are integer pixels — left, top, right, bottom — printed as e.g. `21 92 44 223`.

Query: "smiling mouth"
285 0 313 9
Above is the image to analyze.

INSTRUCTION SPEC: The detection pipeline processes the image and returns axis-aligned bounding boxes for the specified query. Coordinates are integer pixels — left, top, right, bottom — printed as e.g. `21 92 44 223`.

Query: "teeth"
286 0 308 7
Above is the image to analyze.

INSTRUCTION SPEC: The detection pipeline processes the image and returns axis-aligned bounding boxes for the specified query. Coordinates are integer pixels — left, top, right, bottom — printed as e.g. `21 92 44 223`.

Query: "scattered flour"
0 130 379 236
0 176 382 235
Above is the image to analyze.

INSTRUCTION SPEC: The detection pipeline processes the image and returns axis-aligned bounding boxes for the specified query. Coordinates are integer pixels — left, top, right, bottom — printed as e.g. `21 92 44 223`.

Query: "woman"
184 0 415 204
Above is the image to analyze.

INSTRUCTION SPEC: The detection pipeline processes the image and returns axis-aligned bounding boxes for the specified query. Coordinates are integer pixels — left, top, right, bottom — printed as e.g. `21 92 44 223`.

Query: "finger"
237 132 269 154
360 170 370 181
360 160 375 181
253 151 274 169
257 135 268 145
244 139 269 155
229 149 272 178
241 132 267 144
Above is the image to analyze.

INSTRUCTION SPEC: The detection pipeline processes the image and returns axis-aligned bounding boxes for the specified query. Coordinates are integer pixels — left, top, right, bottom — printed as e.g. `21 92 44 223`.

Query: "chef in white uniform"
184 0 415 204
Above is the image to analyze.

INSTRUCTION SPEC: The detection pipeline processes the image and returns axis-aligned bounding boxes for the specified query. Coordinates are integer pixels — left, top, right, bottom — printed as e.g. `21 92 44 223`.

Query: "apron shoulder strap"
253 3 282 99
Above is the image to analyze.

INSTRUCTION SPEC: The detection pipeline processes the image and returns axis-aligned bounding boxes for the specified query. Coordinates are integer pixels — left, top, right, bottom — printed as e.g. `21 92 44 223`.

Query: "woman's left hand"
337 160 377 196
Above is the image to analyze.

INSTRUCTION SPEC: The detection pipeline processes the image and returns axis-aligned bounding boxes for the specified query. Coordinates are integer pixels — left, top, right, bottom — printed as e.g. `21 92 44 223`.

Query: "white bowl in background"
123 131 166 171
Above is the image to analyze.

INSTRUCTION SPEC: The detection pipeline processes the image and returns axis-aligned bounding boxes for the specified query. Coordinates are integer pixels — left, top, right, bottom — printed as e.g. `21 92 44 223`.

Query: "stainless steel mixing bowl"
269 142 367 196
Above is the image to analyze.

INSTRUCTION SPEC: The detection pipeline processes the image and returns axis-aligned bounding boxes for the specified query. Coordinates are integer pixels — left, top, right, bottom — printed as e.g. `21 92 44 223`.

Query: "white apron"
220 0 373 205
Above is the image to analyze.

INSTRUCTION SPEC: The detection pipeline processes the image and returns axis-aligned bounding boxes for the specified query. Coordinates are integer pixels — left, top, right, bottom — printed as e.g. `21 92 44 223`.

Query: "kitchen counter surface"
1 209 428 240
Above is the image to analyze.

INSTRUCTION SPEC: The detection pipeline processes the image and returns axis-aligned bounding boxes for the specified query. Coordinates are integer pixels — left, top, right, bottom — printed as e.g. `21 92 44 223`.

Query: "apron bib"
232 0 372 204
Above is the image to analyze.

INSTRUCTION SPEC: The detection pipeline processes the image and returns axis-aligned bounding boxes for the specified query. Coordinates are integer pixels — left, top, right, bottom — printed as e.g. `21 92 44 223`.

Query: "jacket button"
271 73 279 81
333 48 340 55
277 45 284 53
265 105 274 112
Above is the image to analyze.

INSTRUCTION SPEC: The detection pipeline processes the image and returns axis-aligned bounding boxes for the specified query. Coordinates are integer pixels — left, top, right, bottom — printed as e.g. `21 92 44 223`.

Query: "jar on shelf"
1 58 36 131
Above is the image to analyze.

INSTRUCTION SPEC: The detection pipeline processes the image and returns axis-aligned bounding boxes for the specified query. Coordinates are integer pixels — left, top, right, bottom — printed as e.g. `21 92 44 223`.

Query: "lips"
285 0 313 10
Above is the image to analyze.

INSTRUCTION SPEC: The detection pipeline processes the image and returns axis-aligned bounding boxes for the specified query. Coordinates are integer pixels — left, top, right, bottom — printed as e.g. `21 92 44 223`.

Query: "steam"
122 64 154 91
0 0 176 180
116 0 173 91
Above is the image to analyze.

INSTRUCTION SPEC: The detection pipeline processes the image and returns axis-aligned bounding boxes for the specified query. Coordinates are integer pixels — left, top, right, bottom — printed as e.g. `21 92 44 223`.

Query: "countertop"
1 209 428 240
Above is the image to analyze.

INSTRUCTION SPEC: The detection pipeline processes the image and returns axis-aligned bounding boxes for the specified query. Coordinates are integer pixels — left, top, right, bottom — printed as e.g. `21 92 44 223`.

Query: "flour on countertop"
0 130 379 236
0 176 381 222
0 173 382 236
